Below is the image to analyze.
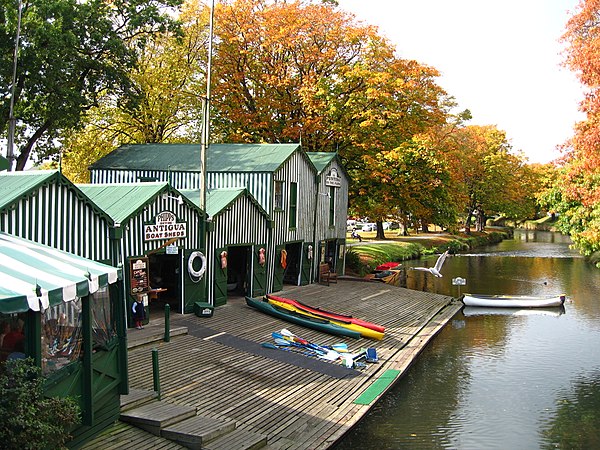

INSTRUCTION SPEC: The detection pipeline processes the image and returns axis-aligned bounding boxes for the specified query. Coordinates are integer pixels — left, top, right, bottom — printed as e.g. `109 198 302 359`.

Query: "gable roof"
0 171 59 210
0 232 121 313
0 170 111 221
181 188 270 219
89 143 303 173
307 152 349 180
77 182 202 224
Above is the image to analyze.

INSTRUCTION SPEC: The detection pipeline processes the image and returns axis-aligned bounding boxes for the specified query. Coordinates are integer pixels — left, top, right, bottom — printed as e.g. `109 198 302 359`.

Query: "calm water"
336 230 600 449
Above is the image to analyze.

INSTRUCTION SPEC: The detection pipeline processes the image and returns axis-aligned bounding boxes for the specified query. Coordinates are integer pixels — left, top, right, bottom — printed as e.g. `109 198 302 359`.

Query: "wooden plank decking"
83 281 462 449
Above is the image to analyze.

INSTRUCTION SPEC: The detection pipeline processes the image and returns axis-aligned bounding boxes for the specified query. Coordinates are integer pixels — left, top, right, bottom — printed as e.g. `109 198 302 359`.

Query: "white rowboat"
462 293 566 308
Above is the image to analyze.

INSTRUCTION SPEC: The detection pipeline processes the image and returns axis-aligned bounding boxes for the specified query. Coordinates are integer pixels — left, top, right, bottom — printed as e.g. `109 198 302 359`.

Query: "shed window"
274 181 284 210
41 299 83 375
329 186 336 226
289 182 297 228
91 287 116 350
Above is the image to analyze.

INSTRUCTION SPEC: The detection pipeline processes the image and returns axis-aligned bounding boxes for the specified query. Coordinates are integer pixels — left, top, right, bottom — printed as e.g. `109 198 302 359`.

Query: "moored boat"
266 296 384 340
266 294 385 332
462 293 566 308
245 296 361 339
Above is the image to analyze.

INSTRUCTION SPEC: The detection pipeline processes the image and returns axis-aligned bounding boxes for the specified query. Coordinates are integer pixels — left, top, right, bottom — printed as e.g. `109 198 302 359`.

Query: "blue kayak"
245 296 361 339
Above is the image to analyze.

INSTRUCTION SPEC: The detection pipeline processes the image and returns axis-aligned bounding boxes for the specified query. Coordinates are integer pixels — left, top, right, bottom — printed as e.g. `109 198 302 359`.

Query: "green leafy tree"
0 358 80 449
0 0 182 171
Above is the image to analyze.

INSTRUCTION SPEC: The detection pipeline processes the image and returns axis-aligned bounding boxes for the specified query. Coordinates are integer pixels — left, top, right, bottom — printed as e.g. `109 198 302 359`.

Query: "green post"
152 348 161 401
164 304 170 342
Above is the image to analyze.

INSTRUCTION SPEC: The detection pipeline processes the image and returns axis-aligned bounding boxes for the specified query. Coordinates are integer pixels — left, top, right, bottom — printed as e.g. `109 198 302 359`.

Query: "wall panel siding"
0 183 111 261
121 198 202 258
205 195 270 303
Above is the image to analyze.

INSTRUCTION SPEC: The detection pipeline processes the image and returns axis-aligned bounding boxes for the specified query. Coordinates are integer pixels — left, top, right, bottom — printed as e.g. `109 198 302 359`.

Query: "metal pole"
152 348 161 400
6 0 23 171
164 303 170 342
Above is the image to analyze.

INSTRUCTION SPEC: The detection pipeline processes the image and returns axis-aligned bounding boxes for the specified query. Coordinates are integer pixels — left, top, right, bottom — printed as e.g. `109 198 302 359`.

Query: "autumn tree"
554 0 600 257
438 125 535 233
0 0 182 171
206 0 451 238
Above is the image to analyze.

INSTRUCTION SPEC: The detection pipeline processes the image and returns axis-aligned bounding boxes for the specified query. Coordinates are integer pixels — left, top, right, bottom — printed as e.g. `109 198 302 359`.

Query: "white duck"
412 250 449 278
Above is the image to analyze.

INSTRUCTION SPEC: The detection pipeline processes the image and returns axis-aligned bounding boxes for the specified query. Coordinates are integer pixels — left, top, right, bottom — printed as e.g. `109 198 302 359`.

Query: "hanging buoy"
188 251 207 280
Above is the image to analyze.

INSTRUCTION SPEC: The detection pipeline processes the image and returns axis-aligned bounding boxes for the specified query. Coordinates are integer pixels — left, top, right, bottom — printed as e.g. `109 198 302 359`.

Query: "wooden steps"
117 389 267 449
161 416 236 449
120 401 197 436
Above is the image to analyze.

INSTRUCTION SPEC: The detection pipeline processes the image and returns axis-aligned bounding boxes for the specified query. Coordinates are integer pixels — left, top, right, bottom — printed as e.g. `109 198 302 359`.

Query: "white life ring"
188 251 207 280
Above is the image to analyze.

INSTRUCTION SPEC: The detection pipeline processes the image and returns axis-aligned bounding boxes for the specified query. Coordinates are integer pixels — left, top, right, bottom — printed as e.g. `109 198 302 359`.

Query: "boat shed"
0 232 125 447
307 152 349 279
181 188 271 306
88 143 327 293
0 170 113 261
77 182 206 317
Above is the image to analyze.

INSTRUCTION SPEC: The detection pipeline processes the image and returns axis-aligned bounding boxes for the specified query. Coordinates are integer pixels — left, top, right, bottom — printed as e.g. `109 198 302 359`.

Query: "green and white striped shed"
0 232 121 314
307 152 349 277
77 182 206 313
0 170 113 261
89 143 321 292
182 188 270 305
0 232 127 446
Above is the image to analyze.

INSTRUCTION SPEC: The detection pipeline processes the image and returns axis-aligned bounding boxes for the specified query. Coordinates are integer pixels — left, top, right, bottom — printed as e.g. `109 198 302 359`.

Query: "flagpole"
200 0 214 251
6 0 23 172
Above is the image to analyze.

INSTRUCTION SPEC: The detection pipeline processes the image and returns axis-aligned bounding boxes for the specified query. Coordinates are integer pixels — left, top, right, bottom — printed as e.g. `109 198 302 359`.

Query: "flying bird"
412 250 449 278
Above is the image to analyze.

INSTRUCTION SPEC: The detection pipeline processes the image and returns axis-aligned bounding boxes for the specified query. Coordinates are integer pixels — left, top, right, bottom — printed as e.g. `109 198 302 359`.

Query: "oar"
279 328 342 360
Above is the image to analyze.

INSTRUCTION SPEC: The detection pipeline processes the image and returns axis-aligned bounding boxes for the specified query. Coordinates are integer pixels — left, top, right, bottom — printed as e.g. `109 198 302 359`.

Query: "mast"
200 0 214 249
6 0 23 172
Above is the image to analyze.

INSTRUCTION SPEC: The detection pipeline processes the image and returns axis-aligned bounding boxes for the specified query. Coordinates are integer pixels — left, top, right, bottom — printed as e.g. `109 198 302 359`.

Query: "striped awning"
0 233 121 314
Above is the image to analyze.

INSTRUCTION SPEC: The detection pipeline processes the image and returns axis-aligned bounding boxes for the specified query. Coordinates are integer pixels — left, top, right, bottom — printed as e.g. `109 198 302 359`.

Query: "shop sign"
166 243 179 255
144 211 187 241
325 168 341 187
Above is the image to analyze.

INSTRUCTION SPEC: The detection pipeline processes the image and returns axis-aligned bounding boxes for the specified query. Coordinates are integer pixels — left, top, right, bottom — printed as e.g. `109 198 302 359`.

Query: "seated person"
3 319 25 351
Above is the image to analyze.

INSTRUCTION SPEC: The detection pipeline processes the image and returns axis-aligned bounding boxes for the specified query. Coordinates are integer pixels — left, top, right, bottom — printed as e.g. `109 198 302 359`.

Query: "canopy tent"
0 233 121 314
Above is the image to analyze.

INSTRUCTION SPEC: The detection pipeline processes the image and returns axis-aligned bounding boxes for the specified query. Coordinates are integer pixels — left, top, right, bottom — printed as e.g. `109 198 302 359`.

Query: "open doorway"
283 242 302 285
226 246 251 298
148 252 182 313
324 240 338 272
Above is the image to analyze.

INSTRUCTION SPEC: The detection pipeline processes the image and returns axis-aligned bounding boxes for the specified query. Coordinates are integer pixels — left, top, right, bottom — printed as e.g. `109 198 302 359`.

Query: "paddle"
279 328 341 360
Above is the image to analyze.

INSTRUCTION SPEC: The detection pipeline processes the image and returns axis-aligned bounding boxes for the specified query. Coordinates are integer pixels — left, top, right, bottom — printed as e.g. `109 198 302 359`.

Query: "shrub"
0 358 80 449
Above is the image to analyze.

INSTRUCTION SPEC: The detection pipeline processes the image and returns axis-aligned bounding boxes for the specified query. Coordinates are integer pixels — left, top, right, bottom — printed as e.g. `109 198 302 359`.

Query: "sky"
339 0 585 164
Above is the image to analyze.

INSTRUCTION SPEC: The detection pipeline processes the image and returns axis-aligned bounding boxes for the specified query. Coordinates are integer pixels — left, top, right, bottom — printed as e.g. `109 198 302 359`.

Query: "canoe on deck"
245 296 361 339
462 293 566 308
266 296 384 340
266 294 385 332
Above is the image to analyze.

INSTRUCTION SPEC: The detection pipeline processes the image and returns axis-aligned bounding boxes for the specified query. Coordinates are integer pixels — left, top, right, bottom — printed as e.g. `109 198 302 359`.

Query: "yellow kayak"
266 298 384 340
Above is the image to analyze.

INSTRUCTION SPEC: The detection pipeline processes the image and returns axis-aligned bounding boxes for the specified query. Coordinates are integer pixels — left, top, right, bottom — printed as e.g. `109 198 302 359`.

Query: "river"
335 230 600 449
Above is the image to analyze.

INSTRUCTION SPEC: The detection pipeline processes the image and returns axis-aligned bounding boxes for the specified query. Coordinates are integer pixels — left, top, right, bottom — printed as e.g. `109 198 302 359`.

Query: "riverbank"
346 228 512 276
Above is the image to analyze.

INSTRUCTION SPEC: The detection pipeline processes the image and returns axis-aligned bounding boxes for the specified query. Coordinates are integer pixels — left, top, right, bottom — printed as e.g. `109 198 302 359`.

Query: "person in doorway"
132 297 146 330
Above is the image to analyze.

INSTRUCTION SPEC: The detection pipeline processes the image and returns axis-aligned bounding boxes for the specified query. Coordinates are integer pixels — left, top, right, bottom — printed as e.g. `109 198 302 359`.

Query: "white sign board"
144 211 187 241
452 277 467 286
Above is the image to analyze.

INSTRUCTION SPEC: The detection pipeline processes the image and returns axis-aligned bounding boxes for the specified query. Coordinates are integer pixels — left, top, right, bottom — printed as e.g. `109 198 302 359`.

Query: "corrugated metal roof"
89 143 301 173
0 170 59 210
307 152 336 174
77 183 169 224
181 188 269 219
0 232 121 313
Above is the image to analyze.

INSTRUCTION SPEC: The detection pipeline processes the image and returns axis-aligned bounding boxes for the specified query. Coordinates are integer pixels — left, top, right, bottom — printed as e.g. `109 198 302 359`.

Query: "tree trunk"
375 221 386 240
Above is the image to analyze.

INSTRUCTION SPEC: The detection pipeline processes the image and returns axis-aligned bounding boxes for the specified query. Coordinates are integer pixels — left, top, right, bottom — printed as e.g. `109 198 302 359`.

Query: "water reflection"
336 231 600 450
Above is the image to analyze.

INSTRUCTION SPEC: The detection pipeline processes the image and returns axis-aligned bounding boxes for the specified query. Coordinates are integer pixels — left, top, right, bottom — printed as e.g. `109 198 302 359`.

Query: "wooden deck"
82 281 461 449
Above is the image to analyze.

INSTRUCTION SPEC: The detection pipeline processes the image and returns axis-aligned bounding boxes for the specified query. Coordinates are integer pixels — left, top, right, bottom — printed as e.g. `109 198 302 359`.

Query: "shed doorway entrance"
283 242 302 285
148 252 182 313
226 245 251 299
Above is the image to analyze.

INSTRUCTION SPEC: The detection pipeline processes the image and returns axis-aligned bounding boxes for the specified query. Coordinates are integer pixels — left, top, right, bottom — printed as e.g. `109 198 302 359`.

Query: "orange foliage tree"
558 0 600 256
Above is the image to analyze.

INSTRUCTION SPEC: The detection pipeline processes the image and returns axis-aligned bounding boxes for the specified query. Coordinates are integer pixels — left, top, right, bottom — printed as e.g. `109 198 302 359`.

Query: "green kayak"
245 296 361 339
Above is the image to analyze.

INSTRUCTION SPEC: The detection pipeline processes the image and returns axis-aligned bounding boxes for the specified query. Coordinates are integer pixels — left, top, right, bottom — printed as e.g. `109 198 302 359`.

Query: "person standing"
132 297 146 330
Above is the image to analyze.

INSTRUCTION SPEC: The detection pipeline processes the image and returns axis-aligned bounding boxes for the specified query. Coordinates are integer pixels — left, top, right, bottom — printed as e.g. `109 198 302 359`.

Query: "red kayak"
266 294 385 333
375 262 401 271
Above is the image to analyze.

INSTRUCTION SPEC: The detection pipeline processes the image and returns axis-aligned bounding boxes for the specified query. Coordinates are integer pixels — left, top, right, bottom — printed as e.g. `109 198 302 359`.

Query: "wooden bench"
319 263 338 286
